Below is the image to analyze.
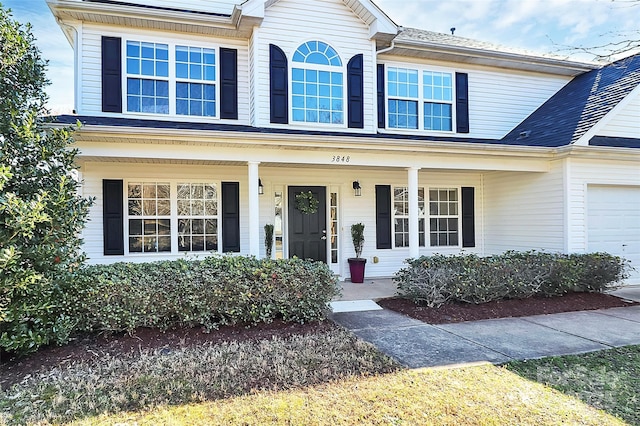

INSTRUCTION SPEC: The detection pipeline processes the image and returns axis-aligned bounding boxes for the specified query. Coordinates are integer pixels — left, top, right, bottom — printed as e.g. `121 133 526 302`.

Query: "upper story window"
291 41 344 125
176 46 216 117
126 41 169 114
387 66 454 132
125 40 218 117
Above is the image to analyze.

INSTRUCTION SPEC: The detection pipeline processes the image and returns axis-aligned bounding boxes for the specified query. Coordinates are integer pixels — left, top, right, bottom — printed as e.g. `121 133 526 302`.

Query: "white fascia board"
68 124 557 158
556 145 640 162
239 0 266 19
74 139 551 172
354 0 398 37
574 84 640 146
47 0 237 31
391 40 597 76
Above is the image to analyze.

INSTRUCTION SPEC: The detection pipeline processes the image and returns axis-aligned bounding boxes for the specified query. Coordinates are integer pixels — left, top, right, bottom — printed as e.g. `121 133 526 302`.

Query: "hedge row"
394 251 630 307
60 256 340 334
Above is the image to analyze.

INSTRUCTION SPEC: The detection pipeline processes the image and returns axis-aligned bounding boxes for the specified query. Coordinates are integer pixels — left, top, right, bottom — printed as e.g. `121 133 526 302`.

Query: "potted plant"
348 222 366 283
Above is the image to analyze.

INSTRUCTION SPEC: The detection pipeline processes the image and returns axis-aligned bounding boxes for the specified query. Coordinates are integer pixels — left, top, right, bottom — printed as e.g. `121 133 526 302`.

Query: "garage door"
587 186 640 285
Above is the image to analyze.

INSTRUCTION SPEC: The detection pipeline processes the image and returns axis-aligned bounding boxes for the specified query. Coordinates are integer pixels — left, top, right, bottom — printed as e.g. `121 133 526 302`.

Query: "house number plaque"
331 155 351 163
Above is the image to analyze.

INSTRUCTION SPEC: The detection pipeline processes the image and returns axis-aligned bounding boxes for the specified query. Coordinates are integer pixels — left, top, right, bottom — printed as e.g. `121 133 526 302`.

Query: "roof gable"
501 54 640 147
240 0 397 41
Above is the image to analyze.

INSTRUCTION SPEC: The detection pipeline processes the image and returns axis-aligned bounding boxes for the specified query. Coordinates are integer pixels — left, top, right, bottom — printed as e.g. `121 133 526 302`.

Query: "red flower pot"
348 258 367 283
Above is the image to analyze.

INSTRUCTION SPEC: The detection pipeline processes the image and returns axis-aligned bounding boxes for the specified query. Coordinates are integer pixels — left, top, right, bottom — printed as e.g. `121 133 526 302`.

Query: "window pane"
129 219 142 236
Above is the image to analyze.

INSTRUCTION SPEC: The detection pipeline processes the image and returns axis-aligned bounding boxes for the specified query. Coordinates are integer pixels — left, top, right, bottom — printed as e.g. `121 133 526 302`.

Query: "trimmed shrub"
60 256 340 334
395 251 630 307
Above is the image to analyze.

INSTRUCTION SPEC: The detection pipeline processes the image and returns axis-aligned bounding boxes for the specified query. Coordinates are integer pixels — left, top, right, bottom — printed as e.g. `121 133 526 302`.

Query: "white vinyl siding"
483 160 565 254
598 91 640 138
77 25 250 124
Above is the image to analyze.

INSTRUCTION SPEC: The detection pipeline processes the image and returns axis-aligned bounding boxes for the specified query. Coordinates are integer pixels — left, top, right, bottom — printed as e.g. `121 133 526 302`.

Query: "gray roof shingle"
501 53 640 147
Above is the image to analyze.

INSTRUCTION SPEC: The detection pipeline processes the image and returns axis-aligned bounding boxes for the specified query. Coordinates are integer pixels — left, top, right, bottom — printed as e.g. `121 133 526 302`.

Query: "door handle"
321 236 327 240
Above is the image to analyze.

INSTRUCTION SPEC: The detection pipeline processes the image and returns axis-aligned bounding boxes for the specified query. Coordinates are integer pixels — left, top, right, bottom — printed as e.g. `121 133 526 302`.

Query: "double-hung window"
429 188 459 246
126 42 169 114
387 66 454 132
125 40 218 117
393 187 426 247
127 182 171 252
291 41 344 125
177 183 218 251
423 72 453 131
387 67 419 129
176 46 216 117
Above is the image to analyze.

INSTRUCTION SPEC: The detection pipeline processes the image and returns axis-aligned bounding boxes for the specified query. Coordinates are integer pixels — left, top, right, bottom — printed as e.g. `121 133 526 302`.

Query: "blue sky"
2 0 638 112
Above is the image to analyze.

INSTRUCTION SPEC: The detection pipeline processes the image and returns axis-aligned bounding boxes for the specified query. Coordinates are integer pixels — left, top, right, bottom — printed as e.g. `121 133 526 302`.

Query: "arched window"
291 41 343 124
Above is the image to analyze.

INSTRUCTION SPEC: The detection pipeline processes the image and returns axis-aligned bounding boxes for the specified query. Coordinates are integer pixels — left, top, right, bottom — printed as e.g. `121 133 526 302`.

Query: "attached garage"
587 185 640 285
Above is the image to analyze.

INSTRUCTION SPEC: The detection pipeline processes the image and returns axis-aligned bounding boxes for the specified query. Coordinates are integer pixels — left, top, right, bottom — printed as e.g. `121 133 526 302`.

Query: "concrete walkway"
331 304 640 368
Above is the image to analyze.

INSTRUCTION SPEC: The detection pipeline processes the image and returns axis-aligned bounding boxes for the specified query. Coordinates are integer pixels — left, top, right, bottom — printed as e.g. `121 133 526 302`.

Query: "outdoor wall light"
258 178 264 195
352 181 362 197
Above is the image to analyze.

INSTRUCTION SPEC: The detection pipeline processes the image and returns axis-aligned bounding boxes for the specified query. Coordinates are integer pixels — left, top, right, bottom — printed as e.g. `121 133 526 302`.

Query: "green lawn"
71 366 623 425
1 329 637 425
507 345 640 425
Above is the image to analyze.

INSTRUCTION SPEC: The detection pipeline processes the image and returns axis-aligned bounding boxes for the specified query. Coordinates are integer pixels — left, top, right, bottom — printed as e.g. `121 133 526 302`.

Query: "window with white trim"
126 42 169 114
387 66 454 131
125 40 218 117
126 181 220 254
177 183 218 251
175 46 216 117
429 188 459 246
387 67 419 129
127 182 171 252
291 41 344 125
393 187 426 247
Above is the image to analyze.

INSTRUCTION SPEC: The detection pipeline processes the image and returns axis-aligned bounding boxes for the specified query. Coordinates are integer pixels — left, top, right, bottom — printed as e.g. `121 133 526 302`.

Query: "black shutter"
269 44 288 124
461 187 475 248
456 72 469 133
377 64 385 128
222 182 240 253
103 179 124 255
347 54 364 129
101 36 122 113
220 48 238 120
375 185 392 249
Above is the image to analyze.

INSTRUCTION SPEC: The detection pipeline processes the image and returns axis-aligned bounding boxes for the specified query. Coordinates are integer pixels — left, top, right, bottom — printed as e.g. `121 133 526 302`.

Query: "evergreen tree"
0 5 92 355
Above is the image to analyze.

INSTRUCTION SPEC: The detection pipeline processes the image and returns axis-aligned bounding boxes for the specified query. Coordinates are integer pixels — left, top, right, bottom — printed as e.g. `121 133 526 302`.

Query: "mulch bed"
378 292 638 324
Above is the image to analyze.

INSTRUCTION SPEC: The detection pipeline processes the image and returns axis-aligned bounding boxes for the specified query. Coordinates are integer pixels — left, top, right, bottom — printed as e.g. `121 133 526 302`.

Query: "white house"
46 0 640 284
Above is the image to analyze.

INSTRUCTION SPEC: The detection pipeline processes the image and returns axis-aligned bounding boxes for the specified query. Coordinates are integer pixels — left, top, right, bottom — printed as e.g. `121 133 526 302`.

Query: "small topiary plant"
351 223 365 259
264 224 274 258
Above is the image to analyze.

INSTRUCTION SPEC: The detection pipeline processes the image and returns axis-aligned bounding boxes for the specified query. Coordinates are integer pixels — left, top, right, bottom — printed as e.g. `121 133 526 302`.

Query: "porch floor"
335 278 399 301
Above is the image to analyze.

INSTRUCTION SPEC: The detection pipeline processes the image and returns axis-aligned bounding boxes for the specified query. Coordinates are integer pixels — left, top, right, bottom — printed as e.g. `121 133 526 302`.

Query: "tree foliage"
0 5 92 355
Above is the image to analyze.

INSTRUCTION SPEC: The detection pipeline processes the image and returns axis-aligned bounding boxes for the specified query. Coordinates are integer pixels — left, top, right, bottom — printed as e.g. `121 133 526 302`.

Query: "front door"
288 186 327 262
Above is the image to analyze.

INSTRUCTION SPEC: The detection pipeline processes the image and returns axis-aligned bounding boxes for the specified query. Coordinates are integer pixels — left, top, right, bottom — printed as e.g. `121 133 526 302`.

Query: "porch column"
248 161 260 256
408 167 420 258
